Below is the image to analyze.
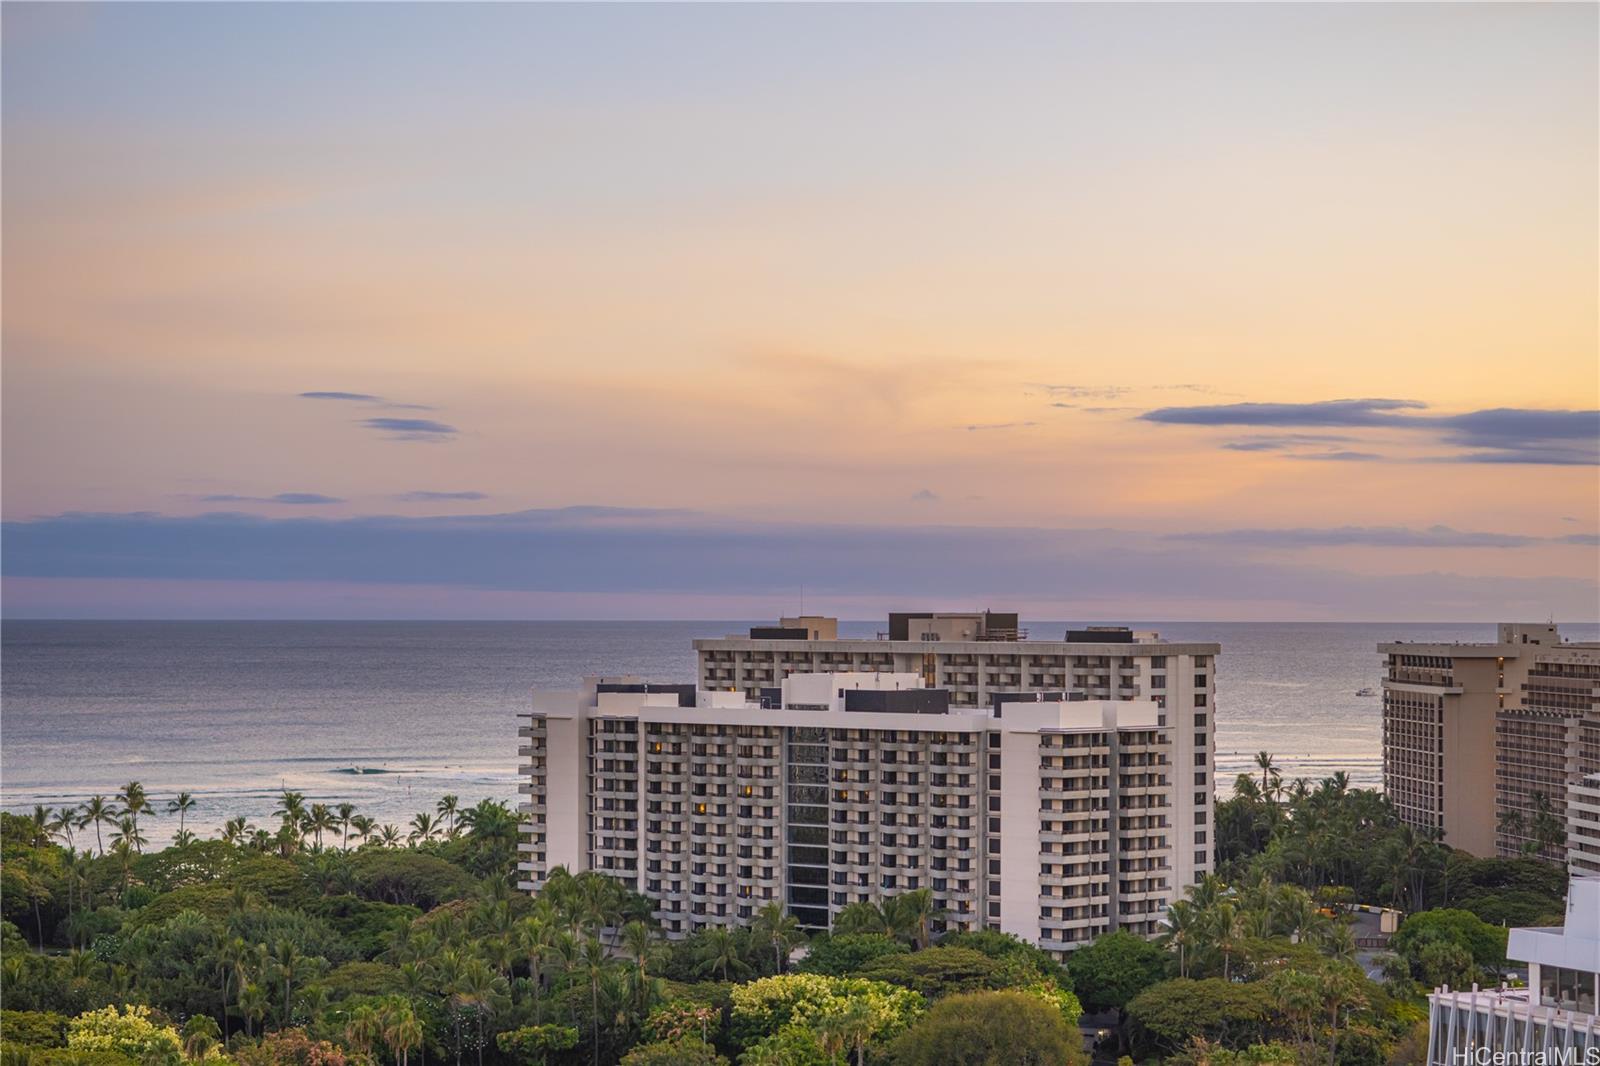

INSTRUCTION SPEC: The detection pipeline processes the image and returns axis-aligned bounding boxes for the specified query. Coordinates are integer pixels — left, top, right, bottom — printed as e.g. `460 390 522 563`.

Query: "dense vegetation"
0 759 1569 1066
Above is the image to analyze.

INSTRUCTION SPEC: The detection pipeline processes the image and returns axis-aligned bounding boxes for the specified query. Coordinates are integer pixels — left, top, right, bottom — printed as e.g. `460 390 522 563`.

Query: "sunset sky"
3 3 1596 620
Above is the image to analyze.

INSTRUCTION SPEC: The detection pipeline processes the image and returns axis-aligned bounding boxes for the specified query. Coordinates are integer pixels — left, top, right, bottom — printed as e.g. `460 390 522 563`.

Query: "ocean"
5 620 1596 847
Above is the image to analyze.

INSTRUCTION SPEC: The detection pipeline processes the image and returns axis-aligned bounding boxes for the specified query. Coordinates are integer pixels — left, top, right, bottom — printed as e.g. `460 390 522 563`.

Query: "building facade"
1380 624 1600 861
694 613 1218 890
518 651 1213 958
1569 774 1600 878
1424 876 1600 1066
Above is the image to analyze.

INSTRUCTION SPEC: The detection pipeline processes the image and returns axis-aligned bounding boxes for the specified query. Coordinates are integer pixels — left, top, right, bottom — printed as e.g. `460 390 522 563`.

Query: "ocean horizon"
5 618 1597 847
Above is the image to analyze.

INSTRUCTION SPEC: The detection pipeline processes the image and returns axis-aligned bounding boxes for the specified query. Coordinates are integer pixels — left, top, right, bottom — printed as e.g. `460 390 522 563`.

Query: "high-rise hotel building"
695 612 1217 893
1381 623 1600 861
518 614 1219 957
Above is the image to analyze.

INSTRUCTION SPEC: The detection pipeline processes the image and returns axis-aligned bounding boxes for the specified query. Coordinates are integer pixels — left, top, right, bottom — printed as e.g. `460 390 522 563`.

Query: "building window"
1194 713 1206 726
1194 773 1207 786
1195 850 1208 865
1194 694 1207 707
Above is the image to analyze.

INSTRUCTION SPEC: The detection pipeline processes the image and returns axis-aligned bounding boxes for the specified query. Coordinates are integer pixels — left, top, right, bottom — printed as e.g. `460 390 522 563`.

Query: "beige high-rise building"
1380 623 1600 860
518 617 1220 957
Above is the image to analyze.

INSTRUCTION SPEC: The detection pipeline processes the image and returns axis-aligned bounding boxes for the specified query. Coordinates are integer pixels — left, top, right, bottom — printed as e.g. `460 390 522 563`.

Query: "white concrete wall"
531 690 588 876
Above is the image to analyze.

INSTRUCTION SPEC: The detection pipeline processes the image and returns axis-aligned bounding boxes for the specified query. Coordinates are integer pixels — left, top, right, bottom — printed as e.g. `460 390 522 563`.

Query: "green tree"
795 935 907 977
890 990 1076 1066
117 784 151 852
1391 909 1508 978
78 797 117 858
67 1006 182 1066
853 947 1001 999
179 1015 220 1062
495 1025 579 1066
165 794 197 838
1066 929 1169 1041
753 903 803 974
617 1038 728 1066
1125 979 1272 1058
694 928 749 982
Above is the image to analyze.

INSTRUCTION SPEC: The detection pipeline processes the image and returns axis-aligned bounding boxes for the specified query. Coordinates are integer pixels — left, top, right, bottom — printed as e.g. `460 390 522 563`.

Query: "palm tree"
79 796 117 856
378 824 403 848
752 902 803 973
1163 898 1202 977
1323 964 1369 1064
269 939 309 1024
347 815 374 846
110 814 148 858
517 915 557 1023
1497 807 1526 849
337 803 356 850
118 782 151 849
26 806 52 847
306 804 337 851
887 889 939 950
172 828 198 849
577 938 613 1066
1207 900 1245 981
409 812 438 845
182 1015 221 1062
238 982 267 1039
694 927 749 982
213 934 252 1044
50 806 80 849
619 920 665 979
831 998 879 1066
1254 752 1280 799
1529 792 1568 858
832 900 889 936
345 1004 384 1058
221 817 254 846
167 792 198 836
815 1011 851 1066
437 795 461 838
273 790 307 850
383 1003 424 1066
450 957 508 1066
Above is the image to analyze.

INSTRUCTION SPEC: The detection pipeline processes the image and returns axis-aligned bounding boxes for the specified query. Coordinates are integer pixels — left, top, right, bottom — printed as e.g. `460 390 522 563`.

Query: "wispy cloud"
198 492 344 505
300 391 383 403
1167 524 1557 549
1140 399 1599 465
1287 450 1383 462
910 488 940 502
1141 398 1425 428
965 421 1037 432
394 490 489 502
299 390 436 411
1219 434 1357 452
361 417 458 442
1025 383 1131 400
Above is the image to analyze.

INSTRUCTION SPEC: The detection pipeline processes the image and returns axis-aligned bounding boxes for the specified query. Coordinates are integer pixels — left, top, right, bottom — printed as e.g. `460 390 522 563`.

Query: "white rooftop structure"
1426 876 1600 1066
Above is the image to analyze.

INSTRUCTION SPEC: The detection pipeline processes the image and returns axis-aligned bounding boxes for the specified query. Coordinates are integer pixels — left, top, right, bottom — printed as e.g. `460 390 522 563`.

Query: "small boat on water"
1355 686 1377 697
